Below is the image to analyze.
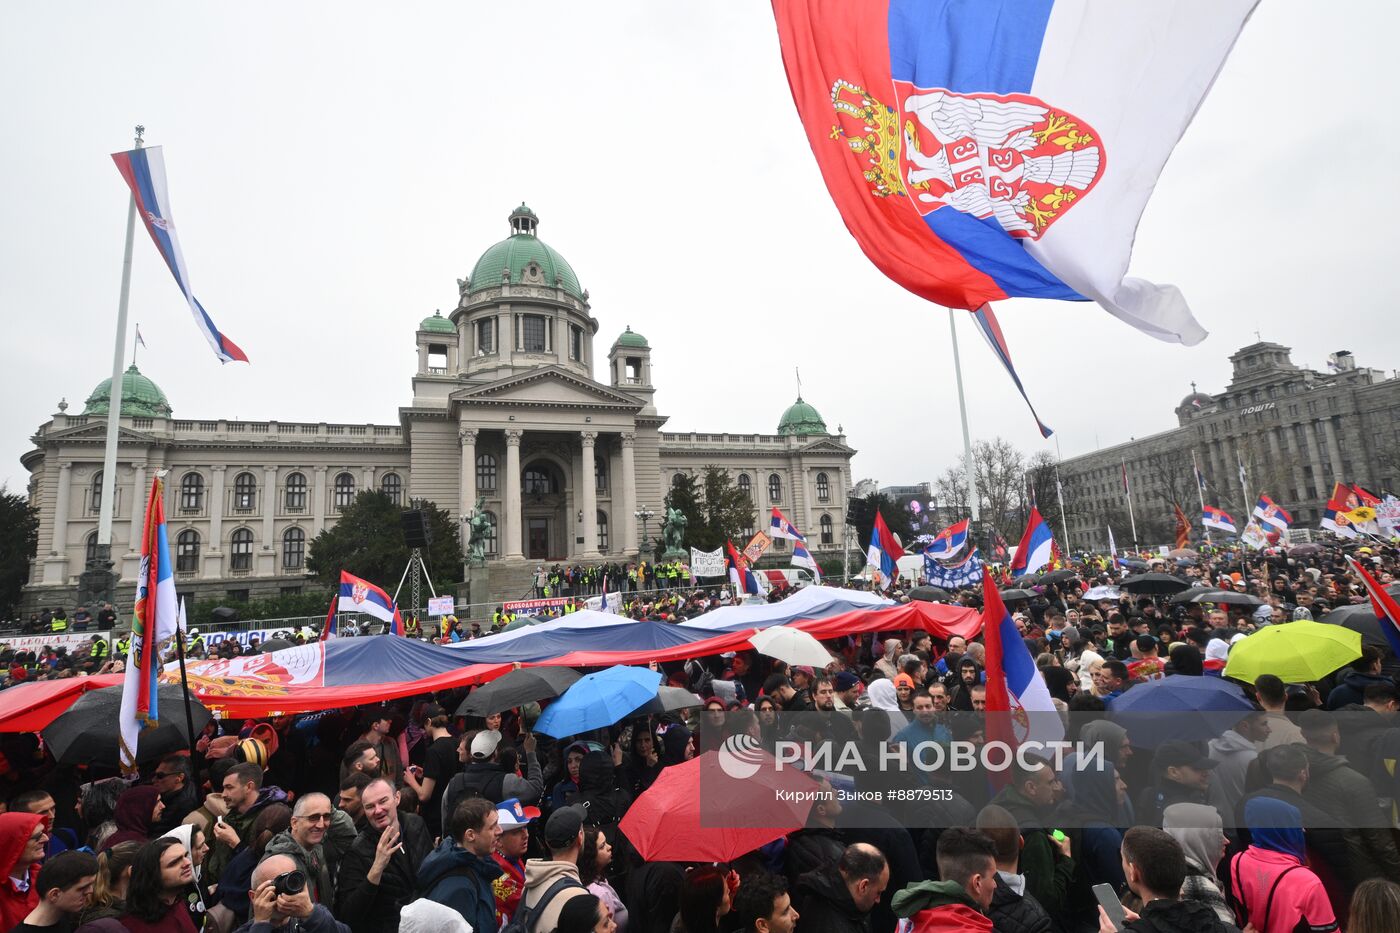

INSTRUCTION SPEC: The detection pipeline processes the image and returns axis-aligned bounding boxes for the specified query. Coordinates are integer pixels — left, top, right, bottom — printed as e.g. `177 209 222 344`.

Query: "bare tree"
975 437 1027 539
934 463 970 524
1026 450 1086 551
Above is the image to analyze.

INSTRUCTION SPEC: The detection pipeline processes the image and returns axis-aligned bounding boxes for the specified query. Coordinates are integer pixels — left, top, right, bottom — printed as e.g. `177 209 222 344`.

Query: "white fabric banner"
690 547 726 577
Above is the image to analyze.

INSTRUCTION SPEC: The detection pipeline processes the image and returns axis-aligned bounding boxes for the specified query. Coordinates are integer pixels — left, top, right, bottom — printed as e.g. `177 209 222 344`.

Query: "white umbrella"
748 627 835 668
1084 585 1121 601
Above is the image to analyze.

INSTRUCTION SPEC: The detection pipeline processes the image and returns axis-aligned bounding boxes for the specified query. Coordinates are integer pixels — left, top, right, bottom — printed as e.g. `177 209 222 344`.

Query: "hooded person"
655 723 692 768
159 824 210 926
865 679 908 732
99 786 163 852
0 812 46 930
949 659 984 712
1061 721 1134 823
875 639 902 681
1058 756 1127 893
1162 803 1234 926
1227 797 1337 933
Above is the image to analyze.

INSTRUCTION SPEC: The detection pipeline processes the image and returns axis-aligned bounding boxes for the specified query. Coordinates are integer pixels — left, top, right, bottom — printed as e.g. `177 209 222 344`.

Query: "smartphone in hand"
1092 883 1125 932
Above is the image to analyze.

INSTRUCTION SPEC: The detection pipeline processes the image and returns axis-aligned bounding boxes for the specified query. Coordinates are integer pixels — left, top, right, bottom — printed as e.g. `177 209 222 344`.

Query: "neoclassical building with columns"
21 205 856 609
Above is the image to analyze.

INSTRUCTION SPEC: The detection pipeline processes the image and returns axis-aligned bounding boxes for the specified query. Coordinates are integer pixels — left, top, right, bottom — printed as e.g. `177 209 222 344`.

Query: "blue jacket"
892 718 952 747
233 903 350 933
419 837 503 933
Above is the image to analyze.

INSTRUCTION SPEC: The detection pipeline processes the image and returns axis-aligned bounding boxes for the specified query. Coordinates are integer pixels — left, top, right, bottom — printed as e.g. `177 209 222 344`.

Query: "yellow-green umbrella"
1223 621 1362 684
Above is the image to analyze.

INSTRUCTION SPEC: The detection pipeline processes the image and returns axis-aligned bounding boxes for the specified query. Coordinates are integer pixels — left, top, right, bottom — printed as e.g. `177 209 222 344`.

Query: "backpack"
502 875 585 933
1227 851 1304 933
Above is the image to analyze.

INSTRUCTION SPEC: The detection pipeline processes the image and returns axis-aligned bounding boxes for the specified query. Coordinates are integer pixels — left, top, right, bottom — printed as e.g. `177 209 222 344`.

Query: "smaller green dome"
778 396 827 436
83 364 172 418
420 310 455 334
615 326 649 349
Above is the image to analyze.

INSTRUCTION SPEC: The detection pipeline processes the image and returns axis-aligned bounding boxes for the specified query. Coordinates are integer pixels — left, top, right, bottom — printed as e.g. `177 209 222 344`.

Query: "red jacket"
909 903 993 933
0 812 43 931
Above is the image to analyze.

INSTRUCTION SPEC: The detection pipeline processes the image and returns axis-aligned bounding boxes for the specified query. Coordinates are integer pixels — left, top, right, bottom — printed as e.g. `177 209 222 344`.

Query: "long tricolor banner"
119 476 180 771
111 146 248 365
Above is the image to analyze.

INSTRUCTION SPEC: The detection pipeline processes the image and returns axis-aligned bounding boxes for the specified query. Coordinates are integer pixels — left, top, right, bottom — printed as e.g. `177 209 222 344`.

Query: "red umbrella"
620 745 821 863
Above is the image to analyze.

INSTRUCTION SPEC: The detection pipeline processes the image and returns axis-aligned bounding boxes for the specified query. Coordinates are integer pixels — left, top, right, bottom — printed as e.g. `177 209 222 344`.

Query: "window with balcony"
333 472 355 509
180 473 204 511
816 472 831 502
176 530 200 573
230 528 254 571
283 527 305 570
233 472 256 510
477 454 498 492
284 472 307 511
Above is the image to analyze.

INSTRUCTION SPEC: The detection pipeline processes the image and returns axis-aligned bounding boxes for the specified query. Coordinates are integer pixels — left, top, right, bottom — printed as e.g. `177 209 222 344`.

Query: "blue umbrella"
1107 675 1254 748
535 665 663 738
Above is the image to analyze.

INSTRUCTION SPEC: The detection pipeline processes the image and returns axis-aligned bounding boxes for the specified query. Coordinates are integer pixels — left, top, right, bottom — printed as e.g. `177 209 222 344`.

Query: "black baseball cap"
1152 740 1217 772
544 805 585 849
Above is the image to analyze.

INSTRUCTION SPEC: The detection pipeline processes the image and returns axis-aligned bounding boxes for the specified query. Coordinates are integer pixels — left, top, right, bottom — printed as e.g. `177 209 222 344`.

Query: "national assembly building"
20 205 857 611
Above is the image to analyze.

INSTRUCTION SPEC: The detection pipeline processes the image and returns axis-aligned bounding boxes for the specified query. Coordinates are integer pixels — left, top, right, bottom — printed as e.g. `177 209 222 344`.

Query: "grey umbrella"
632 686 705 716
1189 590 1265 607
43 683 211 767
1119 573 1191 595
1168 583 1220 604
999 588 1037 602
456 666 583 717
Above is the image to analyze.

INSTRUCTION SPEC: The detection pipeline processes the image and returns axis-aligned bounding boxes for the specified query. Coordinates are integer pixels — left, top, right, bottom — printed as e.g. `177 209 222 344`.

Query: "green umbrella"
1223 621 1362 684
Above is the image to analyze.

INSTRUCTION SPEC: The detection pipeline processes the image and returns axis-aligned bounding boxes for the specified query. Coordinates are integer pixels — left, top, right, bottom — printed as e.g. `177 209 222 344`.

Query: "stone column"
1303 422 1329 500
459 428 478 520
129 462 147 558
1281 425 1307 505
1322 419 1346 480
504 430 524 559
261 466 278 573
581 432 599 557
312 466 328 536
209 466 226 549
52 463 72 554
620 433 637 554
361 467 376 495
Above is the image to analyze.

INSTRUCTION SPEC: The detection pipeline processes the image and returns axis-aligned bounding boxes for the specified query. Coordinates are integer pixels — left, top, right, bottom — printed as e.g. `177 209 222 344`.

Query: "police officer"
89 634 110 663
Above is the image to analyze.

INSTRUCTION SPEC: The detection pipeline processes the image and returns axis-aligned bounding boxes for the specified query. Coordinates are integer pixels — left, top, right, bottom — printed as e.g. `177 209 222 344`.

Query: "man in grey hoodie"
1206 709 1269 820
264 794 357 907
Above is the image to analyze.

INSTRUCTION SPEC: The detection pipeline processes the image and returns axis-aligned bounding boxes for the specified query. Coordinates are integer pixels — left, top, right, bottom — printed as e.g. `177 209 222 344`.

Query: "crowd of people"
0 541 1399 933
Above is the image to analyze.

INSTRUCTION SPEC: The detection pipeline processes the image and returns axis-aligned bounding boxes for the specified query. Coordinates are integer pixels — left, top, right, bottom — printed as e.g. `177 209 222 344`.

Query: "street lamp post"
634 505 655 562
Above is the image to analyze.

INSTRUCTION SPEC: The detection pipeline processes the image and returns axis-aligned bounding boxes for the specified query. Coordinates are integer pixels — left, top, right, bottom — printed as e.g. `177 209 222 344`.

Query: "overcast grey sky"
2 2 1396 496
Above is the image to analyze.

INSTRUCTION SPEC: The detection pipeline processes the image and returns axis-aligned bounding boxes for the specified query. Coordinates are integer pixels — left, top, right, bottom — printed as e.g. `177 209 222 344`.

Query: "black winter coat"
332 813 433 933
988 875 1051 933
1123 897 1235 933
793 863 872 933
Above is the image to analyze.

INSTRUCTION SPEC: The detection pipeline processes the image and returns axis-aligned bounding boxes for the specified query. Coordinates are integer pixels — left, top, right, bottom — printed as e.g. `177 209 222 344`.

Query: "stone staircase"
458 558 630 613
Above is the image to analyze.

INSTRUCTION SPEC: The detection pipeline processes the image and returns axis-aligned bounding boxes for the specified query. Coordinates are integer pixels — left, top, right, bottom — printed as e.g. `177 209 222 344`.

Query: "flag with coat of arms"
923 547 983 588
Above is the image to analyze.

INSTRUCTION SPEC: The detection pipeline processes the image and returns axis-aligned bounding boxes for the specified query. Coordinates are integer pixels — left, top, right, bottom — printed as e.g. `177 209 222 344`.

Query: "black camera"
273 870 306 897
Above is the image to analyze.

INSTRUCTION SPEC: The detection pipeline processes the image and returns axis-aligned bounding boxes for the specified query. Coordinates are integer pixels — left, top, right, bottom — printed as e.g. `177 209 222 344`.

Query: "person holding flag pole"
1192 449 1212 544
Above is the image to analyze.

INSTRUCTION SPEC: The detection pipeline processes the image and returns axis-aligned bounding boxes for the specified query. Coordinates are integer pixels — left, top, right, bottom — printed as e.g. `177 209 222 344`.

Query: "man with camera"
234 854 349 933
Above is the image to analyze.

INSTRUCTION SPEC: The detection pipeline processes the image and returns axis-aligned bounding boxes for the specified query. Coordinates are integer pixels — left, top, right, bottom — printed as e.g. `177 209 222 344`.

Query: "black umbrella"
908 585 953 603
632 686 705 716
258 638 294 654
455 666 582 717
1322 603 1394 650
1189 590 1265 607
999 588 1037 602
1040 570 1079 585
1288 543 1323 558
1119 558 1151 570
1119 573 1191 595
1168 583 1219 604
1011 574 1042 587
42 683 211 767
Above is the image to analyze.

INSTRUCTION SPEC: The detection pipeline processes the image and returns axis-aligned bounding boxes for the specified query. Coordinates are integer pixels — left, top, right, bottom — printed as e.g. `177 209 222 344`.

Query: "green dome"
420 310 455 334
615 326 649 349
83 364 172 418
777 396 827 436
468 204 584 301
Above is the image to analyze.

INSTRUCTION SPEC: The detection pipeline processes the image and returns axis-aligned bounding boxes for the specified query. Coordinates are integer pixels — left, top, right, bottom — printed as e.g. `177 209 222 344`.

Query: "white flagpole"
1053 436 1072 554
949 309 980 524
1122 457 1140 551
1192 449 1211 544
98 126 144 556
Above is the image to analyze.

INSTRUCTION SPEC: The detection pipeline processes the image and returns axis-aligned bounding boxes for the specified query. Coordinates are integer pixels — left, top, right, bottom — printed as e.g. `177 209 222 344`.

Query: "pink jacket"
1228 846 1337 933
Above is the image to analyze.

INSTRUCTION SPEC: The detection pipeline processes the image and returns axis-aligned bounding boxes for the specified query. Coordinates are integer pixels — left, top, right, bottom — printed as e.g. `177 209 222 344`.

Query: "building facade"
1058 342 1400 549
21 205 855 610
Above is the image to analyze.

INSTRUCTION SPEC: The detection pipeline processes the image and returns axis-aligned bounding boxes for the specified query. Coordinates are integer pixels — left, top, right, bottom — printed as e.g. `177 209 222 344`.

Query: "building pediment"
449 367 644 412
36 422 160 446
797 438 855 455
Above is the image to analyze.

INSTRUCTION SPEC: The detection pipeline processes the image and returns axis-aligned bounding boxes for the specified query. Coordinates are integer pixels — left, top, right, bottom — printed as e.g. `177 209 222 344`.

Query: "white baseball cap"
470 729 502 759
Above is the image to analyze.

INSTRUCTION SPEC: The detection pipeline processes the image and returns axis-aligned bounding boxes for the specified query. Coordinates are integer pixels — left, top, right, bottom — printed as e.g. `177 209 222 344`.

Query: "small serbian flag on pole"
1252 495 1292 532
770 0 1256 346
1202 505 1237 534
1010 507 1054 577
726 541 765 595
970 305 1053 438
336 570 403 634
982 579 1065 774
925 518 970 561
1347 555 1400 659
769 507 805 542
111 146 248 365
865 512 905 591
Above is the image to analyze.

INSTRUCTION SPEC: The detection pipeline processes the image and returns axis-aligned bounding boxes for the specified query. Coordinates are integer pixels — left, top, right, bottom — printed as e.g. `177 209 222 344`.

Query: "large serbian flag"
982 579 1064 761
925 518 970 561
111 146 248 364
1010 507 1053 577
119 476 181 772
1252 495 1292 533
335 571 403 635
866 512 905 590
1202 505 1237 534
770 0 1257 345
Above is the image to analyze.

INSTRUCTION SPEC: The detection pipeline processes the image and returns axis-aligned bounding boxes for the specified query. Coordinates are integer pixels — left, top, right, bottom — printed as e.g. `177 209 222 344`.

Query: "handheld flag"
1252 495 1292 533
1348 556 1400 659
119 476 180 771
970 305 1052 437
925 518 971 562
336 571 403 634
982 580 1065 760
924 547 983 589
769 508 825 583
865 512 905 590
111 146 248 364
1173 503 1191 550
770 0 1257 345
1320 483 1375 538
726 541 766 595
1107 525 1118 558
1009 507 1053 577
768 507 804 542
320 589 339 641
1202 505 1237 535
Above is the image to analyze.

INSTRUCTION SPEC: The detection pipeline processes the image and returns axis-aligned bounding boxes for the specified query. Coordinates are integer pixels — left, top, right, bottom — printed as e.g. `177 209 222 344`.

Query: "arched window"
85 531 99 566
597 511 609 552
180 472 204 511
820 513 834 545
90 471 104 513
230 528 254 571
768 473 782 504
737 473 751 501
595 457 608 494
380 472 403 505
333 472 355 509
284 472 307 511
524 466 558 495
481 511 498 556
476 454 498 492
175 530 200 573
816 472 830 503
282 527 305 570
233 472 257 510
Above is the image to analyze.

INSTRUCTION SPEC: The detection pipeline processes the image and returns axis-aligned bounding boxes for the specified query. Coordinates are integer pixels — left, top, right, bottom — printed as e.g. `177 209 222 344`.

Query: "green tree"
306 491 463 591
0 486 38 620
699 466 757 552
848 492 908 552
